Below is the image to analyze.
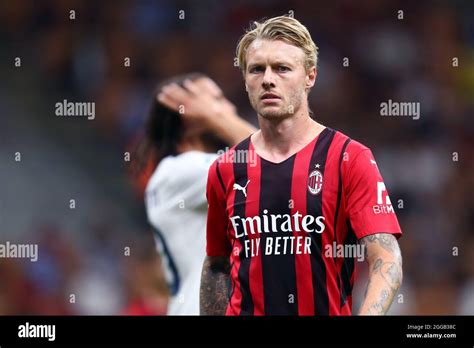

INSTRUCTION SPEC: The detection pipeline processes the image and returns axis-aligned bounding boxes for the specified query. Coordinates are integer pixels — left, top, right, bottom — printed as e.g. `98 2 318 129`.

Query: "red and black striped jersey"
205 127 402 315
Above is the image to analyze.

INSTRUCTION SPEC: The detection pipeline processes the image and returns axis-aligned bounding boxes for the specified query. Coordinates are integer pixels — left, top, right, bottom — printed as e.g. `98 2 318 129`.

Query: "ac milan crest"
308 169 323 195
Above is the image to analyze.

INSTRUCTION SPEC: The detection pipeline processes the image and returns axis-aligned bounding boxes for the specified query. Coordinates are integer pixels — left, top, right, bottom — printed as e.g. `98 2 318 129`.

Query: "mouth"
260 92 281 104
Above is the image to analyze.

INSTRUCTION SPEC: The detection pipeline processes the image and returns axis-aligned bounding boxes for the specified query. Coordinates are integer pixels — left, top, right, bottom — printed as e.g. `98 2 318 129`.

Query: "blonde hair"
236 15 318 74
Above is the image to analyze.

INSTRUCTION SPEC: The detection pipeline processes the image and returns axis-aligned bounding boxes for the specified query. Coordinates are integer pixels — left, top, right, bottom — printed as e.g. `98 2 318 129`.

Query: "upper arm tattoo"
360 233 402 267
361 233 400 255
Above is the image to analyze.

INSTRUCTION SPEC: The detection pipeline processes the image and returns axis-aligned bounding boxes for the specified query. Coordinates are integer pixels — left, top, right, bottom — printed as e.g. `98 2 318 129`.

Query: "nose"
262 66 276 89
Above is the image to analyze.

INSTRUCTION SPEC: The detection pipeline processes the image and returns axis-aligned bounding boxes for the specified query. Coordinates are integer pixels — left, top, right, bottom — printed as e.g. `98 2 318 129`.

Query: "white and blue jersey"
145 151 218 315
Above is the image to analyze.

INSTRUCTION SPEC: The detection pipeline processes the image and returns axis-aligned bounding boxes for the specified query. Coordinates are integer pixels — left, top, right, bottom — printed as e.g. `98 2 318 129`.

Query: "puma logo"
233 180 250 197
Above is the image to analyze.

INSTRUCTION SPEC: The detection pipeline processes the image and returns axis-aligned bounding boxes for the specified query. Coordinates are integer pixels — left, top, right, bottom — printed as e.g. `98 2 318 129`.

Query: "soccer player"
137 73 256 315
201 16 403 315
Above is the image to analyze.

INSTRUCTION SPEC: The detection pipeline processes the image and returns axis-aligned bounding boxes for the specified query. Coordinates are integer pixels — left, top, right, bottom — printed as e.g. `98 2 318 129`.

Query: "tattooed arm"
200 256 231 315
358 233 403 315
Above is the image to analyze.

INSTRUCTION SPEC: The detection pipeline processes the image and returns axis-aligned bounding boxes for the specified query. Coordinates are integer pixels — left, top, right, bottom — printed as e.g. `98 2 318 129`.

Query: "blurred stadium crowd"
0 0 473 314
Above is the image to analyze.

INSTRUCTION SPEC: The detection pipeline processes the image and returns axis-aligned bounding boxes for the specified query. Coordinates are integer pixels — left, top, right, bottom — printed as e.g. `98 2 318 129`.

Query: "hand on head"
157 76 237 131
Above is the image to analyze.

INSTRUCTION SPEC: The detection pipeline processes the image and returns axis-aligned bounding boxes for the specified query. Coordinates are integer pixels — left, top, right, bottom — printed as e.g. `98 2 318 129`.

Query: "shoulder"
328 131 382 190
325 129 377 180
331 129 370 155
148 151 218 191
329 129 372 165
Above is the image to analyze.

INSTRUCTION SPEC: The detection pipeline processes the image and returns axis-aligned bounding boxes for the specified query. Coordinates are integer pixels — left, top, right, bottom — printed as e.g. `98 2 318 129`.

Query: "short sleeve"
205 161 231 257
343 146 402 240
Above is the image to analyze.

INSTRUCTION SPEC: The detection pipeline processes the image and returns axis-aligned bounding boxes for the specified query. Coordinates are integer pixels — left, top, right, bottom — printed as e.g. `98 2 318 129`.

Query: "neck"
176 136 209 154
255 107 324 156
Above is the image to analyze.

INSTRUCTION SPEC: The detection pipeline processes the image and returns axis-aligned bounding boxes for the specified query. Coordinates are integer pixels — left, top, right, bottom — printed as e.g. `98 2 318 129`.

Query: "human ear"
305 67 317 89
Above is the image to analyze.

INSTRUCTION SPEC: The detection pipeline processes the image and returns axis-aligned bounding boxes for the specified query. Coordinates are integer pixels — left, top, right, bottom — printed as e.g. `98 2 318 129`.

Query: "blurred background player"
134 73 256 315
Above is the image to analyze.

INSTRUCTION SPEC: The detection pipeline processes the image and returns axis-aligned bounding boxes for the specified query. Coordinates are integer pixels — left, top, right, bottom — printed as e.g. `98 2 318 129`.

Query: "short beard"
258 107 292 120
252 89 305 121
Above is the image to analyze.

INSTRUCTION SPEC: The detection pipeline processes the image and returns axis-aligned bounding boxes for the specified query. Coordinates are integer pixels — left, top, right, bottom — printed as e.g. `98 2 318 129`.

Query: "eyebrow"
247 60 295 69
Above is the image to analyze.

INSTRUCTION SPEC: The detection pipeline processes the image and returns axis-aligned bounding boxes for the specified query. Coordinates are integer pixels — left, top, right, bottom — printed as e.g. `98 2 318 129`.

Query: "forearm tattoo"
200 256 231 315
358 233 403 315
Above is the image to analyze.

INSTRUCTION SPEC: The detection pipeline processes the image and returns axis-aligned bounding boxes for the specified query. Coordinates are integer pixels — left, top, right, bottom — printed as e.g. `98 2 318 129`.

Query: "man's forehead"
246 39 305 64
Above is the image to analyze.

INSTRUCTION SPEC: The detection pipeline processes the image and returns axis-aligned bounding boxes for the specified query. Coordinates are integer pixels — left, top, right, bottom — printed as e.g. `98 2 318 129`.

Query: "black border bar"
0 316 473 346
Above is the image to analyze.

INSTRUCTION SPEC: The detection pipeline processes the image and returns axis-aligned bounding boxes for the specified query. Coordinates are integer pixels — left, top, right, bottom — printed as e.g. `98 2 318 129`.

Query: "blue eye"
250 66 264 73
278 66 290 72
